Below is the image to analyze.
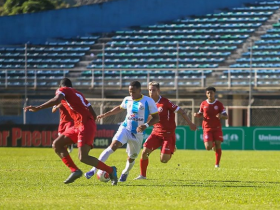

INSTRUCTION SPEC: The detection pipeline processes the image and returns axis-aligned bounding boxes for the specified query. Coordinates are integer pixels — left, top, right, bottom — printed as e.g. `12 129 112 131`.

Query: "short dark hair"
206 86 216 92
149 81 160 89
129 81 141 89
60 78 72 87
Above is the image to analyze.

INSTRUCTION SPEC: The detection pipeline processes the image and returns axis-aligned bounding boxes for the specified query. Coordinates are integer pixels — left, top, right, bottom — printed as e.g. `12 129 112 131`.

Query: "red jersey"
59 102 73 123
153 96 179 133
55 89 73 123
56 87 93 127
198 99 226 130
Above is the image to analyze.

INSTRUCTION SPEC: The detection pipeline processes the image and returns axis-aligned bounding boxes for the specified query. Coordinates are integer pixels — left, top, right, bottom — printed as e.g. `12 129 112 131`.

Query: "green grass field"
1 148 280 210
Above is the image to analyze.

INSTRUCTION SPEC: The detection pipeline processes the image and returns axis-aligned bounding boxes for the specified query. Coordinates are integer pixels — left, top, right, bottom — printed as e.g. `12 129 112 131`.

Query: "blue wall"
0 110 59 125
0 0 259 45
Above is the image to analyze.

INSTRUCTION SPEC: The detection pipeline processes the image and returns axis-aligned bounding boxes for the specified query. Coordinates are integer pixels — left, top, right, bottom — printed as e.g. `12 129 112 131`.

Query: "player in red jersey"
194 86 228 168
134 81 197 180
52 101 74 153
24 78 118 185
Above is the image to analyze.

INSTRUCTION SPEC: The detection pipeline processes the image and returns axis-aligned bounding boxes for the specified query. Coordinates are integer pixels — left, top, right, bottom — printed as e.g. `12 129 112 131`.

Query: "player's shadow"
123 179 280 188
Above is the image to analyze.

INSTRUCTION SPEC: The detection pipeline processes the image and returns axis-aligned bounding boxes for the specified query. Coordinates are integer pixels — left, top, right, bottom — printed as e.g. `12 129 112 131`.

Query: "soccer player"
134 81 197 180
84 81 159 182
52 102 74 153
193 86 228 168
24 78 118 185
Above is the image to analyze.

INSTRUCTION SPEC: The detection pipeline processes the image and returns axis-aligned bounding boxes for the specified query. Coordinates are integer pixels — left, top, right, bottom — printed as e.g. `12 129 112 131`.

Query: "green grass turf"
0 148 280 210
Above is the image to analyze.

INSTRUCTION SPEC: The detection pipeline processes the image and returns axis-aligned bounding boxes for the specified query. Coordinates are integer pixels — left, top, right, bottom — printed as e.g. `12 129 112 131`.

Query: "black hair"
60 78 72 87
206 86 216 92
129 81 141 89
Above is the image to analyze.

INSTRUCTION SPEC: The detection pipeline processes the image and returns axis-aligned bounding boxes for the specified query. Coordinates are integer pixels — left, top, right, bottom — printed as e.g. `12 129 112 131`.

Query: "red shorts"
203 128 223 142
62 119 96 148
58 121 74 135
143 131 176 155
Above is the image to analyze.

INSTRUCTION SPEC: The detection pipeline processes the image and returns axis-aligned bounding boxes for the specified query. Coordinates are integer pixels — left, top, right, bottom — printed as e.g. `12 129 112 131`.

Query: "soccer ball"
96 170 110 182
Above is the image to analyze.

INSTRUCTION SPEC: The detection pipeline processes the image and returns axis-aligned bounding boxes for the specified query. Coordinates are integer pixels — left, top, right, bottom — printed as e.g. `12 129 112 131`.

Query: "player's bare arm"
193 112 203 118
146 115 152 122
178 108 197 131
24 94 64 112
216 112 228 120
88 105 97 120
52 103 62 113
96 105 124 121
136 112 159 133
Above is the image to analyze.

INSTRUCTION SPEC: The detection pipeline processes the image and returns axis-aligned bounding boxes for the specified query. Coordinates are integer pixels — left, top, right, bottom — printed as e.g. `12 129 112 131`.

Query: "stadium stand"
0 36 99 87
1 1 280 89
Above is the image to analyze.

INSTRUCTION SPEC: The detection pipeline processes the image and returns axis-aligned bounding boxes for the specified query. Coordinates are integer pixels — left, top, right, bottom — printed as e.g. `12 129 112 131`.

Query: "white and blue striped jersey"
120 95 158 134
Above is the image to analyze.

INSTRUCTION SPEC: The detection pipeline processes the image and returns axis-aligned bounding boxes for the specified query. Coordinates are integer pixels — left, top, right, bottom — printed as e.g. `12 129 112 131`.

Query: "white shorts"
113 126 143 159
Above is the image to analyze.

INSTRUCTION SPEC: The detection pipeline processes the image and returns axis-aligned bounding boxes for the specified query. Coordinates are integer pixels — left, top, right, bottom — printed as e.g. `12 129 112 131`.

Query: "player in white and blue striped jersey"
84 81 159 182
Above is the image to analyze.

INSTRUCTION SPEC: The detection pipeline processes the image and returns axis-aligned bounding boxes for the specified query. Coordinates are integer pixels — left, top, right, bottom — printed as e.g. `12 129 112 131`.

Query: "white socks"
90 147 114 173
122 160 135 175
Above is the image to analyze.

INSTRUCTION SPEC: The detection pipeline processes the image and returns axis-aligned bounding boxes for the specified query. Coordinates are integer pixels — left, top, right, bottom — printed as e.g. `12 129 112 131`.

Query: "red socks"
215 148 222 165
62 156 113 174
140 158 149 177
62 155 79 172
96 161 113 174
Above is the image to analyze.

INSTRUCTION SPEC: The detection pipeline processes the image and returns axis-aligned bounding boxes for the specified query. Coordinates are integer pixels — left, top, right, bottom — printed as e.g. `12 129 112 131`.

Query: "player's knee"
160 158 169 163
128 158 135 163
52 140 58 150
142 151 150 158
205 146 212 151
78 153 88 163
52 142 55 149
111 145 118 151
160 156 170 163
79 156 86 163
110 143 121 151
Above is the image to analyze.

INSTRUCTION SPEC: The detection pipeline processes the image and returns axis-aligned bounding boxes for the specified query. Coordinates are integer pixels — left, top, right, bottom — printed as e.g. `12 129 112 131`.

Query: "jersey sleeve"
120 97 128 109
84 98 91 107
56 87 67 97
148 98 158 114
219 102 227 114
167 99 179 113
55 88 60 96
198 102 204 114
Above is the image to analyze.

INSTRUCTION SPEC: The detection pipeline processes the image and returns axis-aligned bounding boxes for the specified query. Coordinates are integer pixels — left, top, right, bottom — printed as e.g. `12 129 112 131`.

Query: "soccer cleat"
134 175 146 180
84 170 95 179
119 173 129 182
64 169 83 184
67 144 74 153
109 166 118 186
215 164 219 168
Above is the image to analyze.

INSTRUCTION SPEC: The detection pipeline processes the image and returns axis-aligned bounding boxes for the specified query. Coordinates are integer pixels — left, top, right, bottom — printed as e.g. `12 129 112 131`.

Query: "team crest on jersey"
204 134 209 139
214 105 218 110
158 107 163 112
139 105 144 110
